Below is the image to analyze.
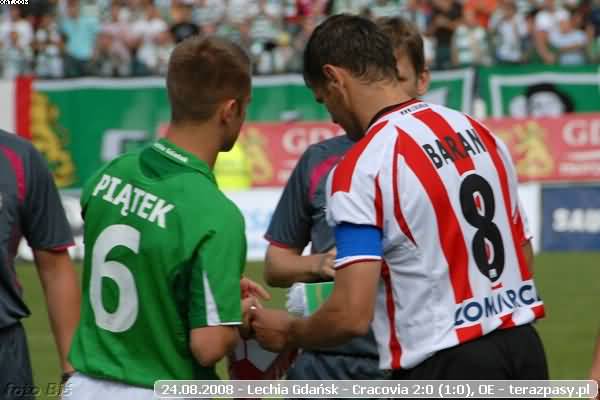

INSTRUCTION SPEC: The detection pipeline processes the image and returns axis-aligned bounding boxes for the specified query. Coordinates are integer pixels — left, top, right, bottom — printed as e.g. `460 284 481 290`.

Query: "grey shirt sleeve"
22 145 74 250
264 148 313 250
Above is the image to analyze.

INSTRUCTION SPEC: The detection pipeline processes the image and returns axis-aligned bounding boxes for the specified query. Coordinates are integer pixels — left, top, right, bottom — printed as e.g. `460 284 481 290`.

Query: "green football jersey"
69 139 246 388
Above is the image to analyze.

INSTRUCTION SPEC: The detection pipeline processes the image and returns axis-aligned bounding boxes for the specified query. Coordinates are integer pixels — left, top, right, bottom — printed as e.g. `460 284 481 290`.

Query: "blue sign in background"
542 186 600 251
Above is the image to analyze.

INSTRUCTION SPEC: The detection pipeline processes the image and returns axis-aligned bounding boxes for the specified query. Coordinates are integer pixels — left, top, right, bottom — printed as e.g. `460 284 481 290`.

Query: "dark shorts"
287 350 385 380
392 323 548 379
0 322 34 400
287 350 385 400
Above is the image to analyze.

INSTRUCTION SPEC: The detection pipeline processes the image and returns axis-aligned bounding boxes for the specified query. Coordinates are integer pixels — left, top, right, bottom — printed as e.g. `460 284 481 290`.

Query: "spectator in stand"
524 0 539 12
534 0 569 64
452 8 491 66
131 0 167 74
463 0 497 28
33 13 65 78
225 18 254 51
399 0 429 33
249 0 282 45
423 33 436 67
126 0 146 24
226 0 255 25
0 6 33 49
27 0 56 21
288 14 316 72
591 0 600 61
170 0 199 43
280 0 300 35
89 28 131 76
549 10 589 64
591 0 600 35
249 0 289 74
102 2 131 43
0 30 33 78
137 29 174 75
194 0 226 34
330 0 370 15
368 0 402 19
60 0 99 76
428 0 463 69
492 0 528 63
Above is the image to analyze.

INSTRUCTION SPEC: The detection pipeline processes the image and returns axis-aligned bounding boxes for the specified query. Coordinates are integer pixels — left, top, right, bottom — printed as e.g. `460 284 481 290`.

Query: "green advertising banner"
427 68 475 114
32 71 474 188
479 65 600 118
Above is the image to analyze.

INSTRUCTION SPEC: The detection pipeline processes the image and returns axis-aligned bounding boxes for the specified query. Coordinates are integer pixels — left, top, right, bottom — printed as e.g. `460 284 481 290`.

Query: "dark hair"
167 36 251 124
303 14 399 88
377 16 426 74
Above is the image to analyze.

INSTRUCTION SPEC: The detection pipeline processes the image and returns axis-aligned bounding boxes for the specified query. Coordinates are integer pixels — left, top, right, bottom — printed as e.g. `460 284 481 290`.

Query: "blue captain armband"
334 223 383 269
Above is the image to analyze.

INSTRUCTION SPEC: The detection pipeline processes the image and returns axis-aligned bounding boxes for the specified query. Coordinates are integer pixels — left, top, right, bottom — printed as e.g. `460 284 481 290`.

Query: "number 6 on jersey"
90 224 140 333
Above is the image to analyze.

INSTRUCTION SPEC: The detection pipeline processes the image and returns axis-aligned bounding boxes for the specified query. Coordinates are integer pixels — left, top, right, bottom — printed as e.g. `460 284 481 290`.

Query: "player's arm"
264 245 335 287
190 327 240 367
23 147 80 374
189 206 248 366
34 249 80 373
264 148 318 287
289 258 379 348
190 295 262 366
253 224 382 350
292 223 381 345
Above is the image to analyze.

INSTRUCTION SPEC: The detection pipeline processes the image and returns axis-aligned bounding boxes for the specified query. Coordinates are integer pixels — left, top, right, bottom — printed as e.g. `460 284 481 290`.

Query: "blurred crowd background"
0 0 599 79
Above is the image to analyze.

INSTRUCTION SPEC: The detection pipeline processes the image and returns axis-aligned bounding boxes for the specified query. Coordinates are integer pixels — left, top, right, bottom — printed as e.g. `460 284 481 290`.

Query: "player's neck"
354 83 412 131
165 123 221 169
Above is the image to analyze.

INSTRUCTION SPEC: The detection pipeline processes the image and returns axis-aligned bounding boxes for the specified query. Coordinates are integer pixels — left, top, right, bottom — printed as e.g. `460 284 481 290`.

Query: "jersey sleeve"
22 145 74 250
326 150 383 268
334 223 383 269
326 159 381 229
264 149 312 250
80 162 109 217
189 204 246 328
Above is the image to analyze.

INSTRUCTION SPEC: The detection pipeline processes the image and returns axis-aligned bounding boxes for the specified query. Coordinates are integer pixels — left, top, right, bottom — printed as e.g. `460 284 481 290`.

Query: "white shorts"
63 372 157 400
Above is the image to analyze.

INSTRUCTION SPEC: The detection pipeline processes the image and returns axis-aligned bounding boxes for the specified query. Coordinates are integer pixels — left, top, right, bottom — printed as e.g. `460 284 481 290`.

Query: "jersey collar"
151 138 216 184
367 98 421 129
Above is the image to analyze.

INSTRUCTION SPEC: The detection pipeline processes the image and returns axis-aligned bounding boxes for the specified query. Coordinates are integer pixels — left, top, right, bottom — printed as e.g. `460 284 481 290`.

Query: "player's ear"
417 68 431 97
219 99 238 124
322 64 345 93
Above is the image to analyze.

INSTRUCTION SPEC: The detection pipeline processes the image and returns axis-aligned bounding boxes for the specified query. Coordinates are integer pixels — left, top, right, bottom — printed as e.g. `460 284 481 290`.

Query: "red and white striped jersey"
326 100 545 371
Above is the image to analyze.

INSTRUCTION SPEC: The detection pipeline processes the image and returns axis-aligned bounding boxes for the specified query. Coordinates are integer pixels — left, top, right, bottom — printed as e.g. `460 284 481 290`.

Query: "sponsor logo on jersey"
399 102 429 115
91 174 175 229
454 282 541 327
153 141 189 164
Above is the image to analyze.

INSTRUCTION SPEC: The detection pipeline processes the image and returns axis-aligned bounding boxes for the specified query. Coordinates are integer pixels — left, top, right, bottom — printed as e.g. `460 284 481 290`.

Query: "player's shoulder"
389 101 463 123
300 135 353 167
189 188 245 235
306 135 353 155
88 150 141 187
330 128 383 184
177 173 244 223
0 129 41 164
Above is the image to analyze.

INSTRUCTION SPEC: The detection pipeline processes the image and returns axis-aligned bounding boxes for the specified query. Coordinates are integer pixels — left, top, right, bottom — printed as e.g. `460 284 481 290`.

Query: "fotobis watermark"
3 382 72 398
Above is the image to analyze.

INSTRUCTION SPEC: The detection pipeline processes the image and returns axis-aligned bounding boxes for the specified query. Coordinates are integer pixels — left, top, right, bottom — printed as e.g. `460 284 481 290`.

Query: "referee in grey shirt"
0 130 80 399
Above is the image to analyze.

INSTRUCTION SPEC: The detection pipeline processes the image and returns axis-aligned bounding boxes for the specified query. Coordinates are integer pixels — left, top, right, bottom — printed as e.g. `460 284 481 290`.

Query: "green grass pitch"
17 253 600 399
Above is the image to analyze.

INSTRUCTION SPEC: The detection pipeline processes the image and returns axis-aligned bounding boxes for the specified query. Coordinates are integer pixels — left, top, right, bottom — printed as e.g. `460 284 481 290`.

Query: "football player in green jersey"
65 36 266 398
